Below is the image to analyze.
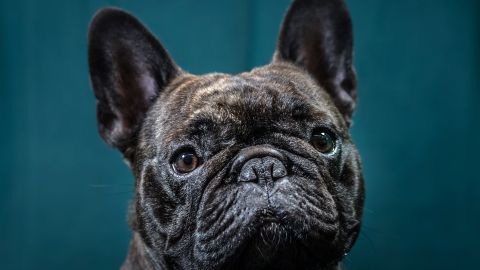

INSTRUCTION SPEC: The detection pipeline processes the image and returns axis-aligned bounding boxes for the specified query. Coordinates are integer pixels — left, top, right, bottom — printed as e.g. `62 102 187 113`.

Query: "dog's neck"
121 233 344 270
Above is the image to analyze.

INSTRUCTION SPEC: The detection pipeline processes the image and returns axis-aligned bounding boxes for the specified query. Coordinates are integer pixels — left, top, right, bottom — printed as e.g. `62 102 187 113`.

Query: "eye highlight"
311 130 336 153
172 150 199 174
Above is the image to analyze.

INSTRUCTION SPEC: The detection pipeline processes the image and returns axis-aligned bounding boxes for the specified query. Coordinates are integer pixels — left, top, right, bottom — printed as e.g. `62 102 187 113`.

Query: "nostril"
262 157 287 180
238 158 259 182
271 160 287 179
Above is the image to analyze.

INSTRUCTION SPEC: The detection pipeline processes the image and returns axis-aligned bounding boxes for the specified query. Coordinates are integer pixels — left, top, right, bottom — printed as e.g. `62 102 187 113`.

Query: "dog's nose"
229 145 288 183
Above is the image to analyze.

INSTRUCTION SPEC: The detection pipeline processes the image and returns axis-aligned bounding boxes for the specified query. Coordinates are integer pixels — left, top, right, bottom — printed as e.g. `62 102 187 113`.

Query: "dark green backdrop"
1 0 479 269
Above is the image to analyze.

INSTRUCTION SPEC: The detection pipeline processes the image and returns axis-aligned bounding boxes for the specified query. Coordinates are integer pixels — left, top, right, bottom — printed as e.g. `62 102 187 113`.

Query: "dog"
88 0 364 269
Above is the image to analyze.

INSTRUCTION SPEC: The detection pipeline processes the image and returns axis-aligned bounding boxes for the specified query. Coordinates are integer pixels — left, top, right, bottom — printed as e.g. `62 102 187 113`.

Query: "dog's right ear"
88 8 180 156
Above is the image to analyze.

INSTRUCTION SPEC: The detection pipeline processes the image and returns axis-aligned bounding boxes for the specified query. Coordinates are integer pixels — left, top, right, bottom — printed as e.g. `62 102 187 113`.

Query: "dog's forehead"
146 63 345 145
164 63 336 116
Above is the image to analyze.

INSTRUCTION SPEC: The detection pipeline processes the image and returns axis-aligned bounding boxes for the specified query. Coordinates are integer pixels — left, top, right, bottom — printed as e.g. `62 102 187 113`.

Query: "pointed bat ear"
88 8 181 156
274 0 357 126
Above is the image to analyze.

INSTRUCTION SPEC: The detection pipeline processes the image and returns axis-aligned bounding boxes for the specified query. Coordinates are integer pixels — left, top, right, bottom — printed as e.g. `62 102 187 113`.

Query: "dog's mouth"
194 202 343 269
193 173 345 269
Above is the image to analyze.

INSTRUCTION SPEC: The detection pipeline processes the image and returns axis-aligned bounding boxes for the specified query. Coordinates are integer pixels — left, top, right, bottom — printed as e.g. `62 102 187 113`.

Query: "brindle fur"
88 0 364 269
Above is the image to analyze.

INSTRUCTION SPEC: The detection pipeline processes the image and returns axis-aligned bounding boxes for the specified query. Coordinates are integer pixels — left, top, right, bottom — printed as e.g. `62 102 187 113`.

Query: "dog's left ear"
274 0 357 126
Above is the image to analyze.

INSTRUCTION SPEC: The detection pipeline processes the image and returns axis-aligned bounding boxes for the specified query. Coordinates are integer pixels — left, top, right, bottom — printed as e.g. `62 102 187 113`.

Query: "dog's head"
88 0 364 269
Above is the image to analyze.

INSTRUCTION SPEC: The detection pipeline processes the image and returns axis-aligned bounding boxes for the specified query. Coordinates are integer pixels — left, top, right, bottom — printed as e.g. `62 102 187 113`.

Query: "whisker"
89 183 133 188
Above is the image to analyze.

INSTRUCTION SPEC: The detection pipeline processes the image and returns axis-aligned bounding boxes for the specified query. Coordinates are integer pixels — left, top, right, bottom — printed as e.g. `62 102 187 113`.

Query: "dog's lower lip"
263 216 277 222
260 208 280 223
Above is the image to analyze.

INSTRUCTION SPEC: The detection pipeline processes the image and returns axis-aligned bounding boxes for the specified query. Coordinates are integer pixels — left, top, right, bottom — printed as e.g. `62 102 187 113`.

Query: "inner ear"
274 0 357 126
88 8 181 156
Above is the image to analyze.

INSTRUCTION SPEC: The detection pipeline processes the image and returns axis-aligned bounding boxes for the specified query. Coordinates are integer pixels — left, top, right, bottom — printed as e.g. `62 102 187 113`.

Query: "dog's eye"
311 130 336 153
172 151 199 174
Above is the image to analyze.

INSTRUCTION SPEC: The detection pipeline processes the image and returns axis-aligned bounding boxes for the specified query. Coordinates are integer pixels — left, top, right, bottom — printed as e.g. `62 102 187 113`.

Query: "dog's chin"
246 222 299 266
222 221 341 270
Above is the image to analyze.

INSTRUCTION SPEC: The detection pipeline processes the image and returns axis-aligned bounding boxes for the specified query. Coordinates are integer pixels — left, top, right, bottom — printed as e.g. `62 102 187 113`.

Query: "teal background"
1 0 479 269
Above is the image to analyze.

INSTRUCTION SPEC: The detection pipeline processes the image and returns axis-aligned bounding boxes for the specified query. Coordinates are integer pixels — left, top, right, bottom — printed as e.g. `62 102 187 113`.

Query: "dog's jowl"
88 0 364 269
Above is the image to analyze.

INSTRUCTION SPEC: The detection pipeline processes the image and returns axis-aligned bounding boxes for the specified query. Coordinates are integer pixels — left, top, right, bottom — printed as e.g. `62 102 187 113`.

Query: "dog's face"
88 0 364 269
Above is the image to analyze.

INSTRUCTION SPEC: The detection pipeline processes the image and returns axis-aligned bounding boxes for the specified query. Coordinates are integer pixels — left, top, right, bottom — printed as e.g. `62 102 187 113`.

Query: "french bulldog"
87 0 364 269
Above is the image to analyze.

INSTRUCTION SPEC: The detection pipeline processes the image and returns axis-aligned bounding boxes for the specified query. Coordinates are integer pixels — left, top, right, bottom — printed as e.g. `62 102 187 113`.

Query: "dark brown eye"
172 151 199 174
311 131 336 153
